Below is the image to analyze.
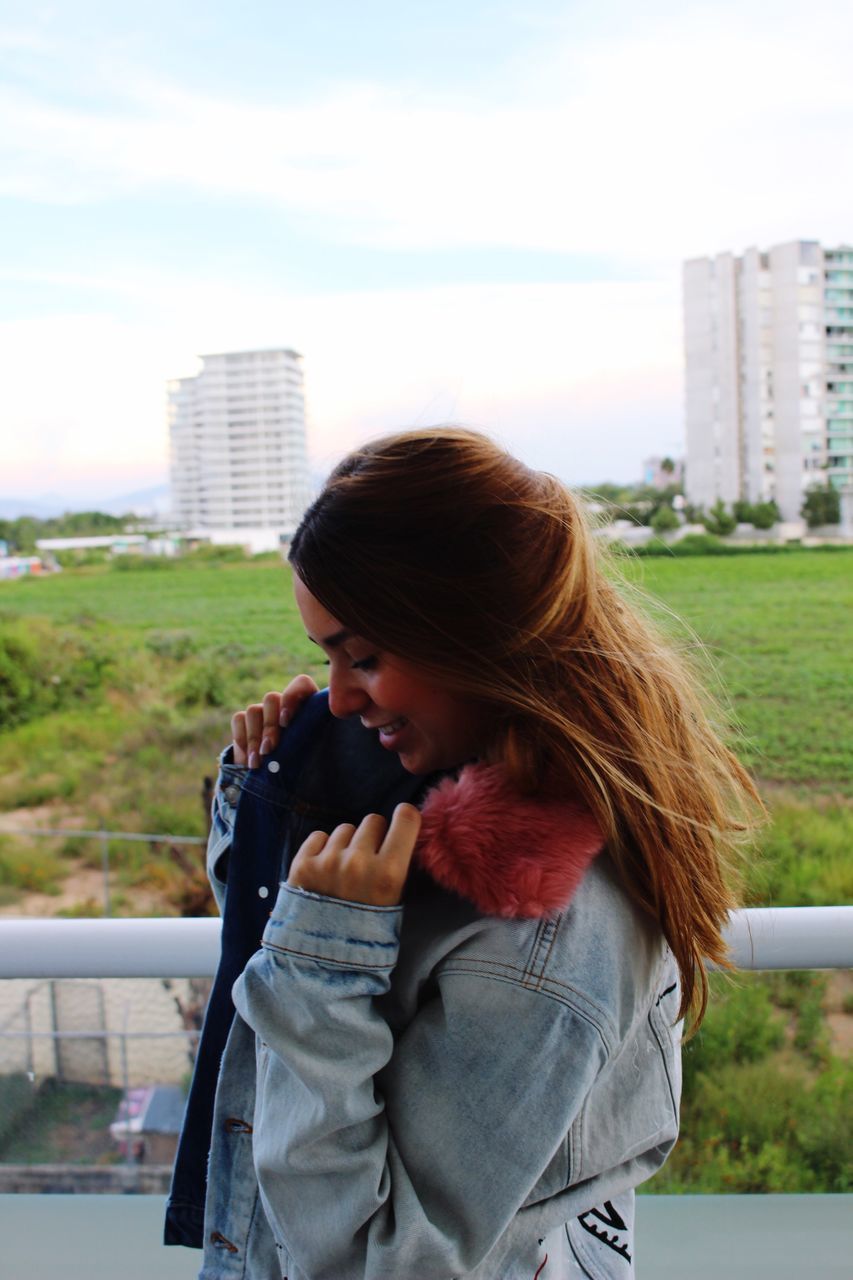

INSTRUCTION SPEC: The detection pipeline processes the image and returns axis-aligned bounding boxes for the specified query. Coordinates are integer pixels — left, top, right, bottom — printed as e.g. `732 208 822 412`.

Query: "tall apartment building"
169 348 311 535
683 241 853 521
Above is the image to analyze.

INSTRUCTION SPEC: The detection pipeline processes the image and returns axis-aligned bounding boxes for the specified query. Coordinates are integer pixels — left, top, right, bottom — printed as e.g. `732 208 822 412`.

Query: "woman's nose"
327 667 370 719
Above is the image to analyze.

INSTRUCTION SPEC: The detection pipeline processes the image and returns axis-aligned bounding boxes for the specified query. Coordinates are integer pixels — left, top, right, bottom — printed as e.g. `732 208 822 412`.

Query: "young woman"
167 428 757 1280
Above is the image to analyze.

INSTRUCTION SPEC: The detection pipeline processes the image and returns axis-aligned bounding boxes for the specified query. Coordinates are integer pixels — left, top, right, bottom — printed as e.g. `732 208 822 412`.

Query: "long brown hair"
290 427 760 1027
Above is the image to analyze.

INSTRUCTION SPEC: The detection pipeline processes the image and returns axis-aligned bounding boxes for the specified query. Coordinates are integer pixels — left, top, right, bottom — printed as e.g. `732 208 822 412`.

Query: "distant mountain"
95 484 171 518
0 494 69 519
0 483 171 521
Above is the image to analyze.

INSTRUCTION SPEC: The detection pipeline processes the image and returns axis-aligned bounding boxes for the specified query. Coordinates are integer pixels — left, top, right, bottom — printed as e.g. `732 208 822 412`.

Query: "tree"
751 500 781 530
801 484 840 529
703 500 737 536
650 504 680 534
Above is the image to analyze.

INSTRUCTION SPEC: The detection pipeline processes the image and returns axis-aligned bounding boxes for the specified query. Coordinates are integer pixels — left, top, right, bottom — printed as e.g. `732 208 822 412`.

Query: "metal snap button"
267 760 280 773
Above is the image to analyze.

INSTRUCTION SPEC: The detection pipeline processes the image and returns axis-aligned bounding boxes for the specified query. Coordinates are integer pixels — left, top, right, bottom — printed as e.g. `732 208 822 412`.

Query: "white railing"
0 907 850 979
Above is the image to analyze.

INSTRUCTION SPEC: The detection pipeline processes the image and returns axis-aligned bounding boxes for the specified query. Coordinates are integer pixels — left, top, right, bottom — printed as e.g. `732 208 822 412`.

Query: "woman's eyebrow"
307 628 355 648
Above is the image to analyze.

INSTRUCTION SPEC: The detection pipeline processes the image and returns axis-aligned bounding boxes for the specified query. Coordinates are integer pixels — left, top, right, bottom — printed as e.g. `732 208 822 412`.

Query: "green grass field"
630 551 853 791
1 549 851 857
0 549 851 1193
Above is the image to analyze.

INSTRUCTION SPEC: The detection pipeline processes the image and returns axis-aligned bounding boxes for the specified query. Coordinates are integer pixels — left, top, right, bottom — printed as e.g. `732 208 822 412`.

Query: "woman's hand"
231 674 319 768
287 805 422 906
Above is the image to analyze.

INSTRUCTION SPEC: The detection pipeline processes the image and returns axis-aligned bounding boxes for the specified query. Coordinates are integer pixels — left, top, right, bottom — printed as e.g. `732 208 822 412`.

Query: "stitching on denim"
532 919 561 991
282 887 402 914
574 1101 584 1182
240 1191 263 1280
261 939 396 970
646 1002 680 1117
441 957 613 1030
521 918 551 988
438 965 612 1049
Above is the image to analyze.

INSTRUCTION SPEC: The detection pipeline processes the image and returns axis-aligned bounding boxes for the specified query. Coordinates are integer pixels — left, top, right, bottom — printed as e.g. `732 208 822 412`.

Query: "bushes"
111 553 174 572
802 483 841 528
0 616 113 729
652 1057 851 1193
682 977 785 1093
145 630 196 661
649 973 852 1194
751 500 781 529
650 504 680 534
744 799 853 907
634 533 738 556
0 837 64 894
703 499 737 536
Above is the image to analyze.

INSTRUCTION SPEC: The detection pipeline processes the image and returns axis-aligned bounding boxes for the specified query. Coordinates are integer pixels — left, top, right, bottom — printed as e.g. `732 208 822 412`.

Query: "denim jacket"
165 692 681 1280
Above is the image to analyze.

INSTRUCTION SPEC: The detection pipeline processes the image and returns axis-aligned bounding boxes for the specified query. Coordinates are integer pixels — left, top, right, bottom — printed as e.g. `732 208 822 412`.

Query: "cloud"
0 273 682 496
1 1 851 259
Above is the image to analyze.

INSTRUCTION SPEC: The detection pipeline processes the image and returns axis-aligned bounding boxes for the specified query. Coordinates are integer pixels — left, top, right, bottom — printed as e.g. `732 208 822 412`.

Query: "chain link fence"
0 975 210 1192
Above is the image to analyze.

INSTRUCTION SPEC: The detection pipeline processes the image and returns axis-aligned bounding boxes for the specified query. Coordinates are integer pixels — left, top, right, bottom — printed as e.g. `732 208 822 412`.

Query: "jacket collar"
415 762 604 920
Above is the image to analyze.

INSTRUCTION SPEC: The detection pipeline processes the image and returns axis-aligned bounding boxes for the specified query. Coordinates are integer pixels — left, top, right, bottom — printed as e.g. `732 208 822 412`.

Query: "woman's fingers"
349 812 388 850
231 675 320 769
297 829 330 859
379 804 422 873
287 807 421 906
259 692 282 756
231 711 249 766
245 703 266 769
279 674 320 727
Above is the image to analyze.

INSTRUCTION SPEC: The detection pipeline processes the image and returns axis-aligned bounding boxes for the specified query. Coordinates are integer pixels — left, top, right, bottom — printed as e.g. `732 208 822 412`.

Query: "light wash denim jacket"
167 693 682 1280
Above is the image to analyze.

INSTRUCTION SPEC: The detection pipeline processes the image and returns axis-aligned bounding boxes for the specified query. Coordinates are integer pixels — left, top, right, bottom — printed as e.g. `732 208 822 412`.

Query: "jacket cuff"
262 884 402 971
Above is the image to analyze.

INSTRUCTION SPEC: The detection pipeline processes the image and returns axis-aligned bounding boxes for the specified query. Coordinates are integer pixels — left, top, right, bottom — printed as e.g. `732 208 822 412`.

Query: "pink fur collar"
415 762 604 920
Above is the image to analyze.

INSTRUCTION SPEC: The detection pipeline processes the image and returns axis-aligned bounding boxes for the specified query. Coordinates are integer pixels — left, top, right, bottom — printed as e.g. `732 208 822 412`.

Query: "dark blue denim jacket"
164 691 425 1249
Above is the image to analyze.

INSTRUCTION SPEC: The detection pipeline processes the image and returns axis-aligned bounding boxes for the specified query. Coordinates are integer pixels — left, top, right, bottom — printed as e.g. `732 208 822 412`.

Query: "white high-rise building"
683 241 853 522
168 348 311 538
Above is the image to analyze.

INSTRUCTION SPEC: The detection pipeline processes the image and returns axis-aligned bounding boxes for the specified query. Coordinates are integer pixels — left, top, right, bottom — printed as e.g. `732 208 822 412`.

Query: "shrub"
184 543 247 563
634 532 739 557
744 800 853 907
111 554 173 571
703 499 737 536
649 1057 852 1193
751 500 781 529
802 483 841 528
0 838 64 893
650 504 680 534
145 630 197 661
0 617 113 729
683 976 785 1092
172 656 234 708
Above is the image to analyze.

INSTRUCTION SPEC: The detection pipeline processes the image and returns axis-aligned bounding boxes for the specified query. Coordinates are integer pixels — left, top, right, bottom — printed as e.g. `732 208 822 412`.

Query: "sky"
1 0 852 509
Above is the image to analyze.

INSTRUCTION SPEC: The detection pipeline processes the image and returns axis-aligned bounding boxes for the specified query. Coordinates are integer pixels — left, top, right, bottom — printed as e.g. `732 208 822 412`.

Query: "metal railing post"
100 825 111 918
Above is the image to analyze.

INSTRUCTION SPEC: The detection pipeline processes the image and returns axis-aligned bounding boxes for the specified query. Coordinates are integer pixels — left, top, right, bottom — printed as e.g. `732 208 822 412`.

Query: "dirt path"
0 804 175 918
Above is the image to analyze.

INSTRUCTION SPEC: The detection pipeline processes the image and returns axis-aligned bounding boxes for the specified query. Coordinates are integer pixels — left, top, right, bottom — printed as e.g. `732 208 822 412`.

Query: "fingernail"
279 708 289 728
259 737 270 756
248 750 259 769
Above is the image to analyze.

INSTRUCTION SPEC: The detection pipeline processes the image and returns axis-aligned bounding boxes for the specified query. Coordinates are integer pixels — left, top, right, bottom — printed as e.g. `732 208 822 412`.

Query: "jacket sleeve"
205 747 248 914
231 883 608 1280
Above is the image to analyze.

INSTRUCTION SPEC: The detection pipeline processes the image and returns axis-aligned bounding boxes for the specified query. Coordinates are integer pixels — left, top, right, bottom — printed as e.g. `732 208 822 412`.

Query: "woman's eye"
350 655 378 671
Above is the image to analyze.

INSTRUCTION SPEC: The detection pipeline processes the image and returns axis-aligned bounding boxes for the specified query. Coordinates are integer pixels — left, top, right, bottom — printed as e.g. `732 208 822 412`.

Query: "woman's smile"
293 573 492 774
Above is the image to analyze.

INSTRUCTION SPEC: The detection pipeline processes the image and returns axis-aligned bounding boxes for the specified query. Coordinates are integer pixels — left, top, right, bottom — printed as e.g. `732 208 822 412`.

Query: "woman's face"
294 573 493 774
